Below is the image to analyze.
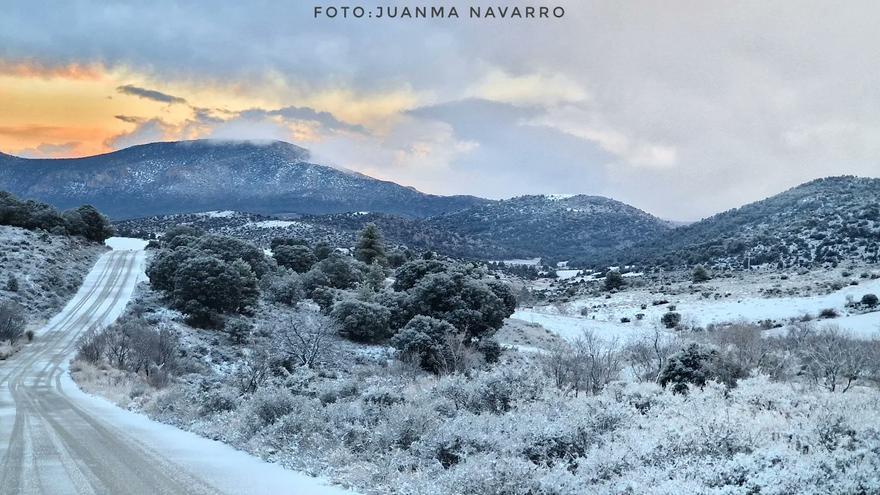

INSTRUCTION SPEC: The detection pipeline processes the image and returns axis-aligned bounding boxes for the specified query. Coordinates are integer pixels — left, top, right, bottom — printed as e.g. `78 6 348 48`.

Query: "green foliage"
270 237 308 250
861 293 879 307
63 205 115 242
658 343 745 394
273 244 317 273
162 225 204 246
313 241 332 261
406 270 512 339
172 255 258 319
262 270 305 306
393 259 454 291
331 299 391 343
658 343 718 394
355 223 386 266
147 234 267 328
390 315 458 373
6 275 19 292
366 262 387 291
0 191 113 241
661 311 682 329
224 318 252 344
604 270 625 291
193 234 271 278
309 254 368 289
692 265 711 282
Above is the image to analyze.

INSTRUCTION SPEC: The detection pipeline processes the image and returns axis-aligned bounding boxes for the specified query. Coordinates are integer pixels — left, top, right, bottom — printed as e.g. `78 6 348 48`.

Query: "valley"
1 141 879 495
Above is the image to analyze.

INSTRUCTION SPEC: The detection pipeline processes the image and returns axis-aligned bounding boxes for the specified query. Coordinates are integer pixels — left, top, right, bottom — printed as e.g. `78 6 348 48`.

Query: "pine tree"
355 223 386 266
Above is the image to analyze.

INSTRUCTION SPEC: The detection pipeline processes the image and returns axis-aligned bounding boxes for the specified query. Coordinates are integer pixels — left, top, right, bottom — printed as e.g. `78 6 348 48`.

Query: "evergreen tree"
355 223 386 266
274 244 317 273
6 275 19 292
313 241 333 261
692 265 711 283
604 270 625 291
366 261 386 291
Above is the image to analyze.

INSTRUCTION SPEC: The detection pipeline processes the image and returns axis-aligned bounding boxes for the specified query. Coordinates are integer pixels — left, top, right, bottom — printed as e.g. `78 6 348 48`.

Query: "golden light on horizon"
0 59 424 158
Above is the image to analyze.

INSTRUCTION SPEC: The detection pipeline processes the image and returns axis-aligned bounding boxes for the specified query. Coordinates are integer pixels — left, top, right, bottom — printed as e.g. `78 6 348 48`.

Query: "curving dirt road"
0 247 352 495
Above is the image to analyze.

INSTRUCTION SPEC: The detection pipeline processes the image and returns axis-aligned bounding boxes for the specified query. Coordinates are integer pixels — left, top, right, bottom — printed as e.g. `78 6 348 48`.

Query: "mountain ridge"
0 140 488 219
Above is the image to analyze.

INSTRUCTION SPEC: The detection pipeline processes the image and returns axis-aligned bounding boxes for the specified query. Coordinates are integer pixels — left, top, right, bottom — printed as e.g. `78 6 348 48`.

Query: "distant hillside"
605 176 880 269
426 194 672 261
0 140 487 219
116 194 673 262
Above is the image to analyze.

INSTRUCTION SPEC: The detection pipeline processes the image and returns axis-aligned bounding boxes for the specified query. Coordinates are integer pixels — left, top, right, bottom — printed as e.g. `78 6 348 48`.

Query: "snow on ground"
519 276 880 342
545 193 576 200
249 219 304 228
556 269 582 280
62 373 355 495
512 310 660 344
500 258 541 266
105 236 150 251
200 210 237 218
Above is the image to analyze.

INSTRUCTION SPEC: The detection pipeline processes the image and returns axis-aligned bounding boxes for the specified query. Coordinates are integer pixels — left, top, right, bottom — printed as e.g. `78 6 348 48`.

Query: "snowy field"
105 236 150 251
518 275 880 341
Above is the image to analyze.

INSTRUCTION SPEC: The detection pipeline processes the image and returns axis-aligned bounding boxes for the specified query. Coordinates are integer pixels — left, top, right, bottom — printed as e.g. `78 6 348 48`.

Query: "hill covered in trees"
596 176 880 269
0 140 487 219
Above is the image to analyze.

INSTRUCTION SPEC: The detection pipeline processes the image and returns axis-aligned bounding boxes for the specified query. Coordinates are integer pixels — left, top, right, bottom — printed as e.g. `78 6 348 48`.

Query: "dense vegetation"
0 190 113 242
597 176 880 270
143 224 514 370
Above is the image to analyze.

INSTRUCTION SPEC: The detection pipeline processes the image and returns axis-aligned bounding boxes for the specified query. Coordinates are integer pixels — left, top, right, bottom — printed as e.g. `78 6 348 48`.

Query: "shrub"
5 275 19 292
604 270 625 291
310 255 368 289
262 270 304 306
273 244 317 273
658 343 715 393
661 311 681 329
224 318 252 344
391 315 459 373
405 269 514 339
861 293 878 307
819 308 839 319
172 256 258 319
331 300 391 343
692 265 711 282
0 301 26 342
248 387 297 427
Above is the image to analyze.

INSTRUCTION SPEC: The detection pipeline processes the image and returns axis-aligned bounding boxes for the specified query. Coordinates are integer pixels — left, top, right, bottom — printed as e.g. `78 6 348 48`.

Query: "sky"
1 1 879 221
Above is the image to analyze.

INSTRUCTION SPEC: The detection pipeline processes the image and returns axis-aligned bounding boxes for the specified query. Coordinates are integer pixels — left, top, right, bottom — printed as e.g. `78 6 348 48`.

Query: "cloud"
239 106 366 134
114 115 143 124
105 118 172 149
4 2 880 218
116 84 187 104
13 141 80 158
0 60 104 80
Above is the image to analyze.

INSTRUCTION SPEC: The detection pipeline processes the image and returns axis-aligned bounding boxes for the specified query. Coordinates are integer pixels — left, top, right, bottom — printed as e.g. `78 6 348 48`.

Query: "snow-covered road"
0 242 354 494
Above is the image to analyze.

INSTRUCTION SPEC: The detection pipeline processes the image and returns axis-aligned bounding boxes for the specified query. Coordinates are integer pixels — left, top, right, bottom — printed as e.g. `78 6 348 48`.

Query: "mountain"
113 195 673 262
0 140 487 219
608 176 880 269
425 194 672 261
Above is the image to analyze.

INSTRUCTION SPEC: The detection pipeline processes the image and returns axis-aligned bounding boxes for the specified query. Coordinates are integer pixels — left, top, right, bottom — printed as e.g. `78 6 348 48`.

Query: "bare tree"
234 345 272 393
432 333 483 375
542 329 622 396
270 310 337 368
0 301 26 342
799 325 872 393
625 325 677 382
